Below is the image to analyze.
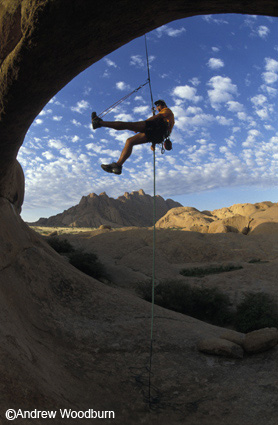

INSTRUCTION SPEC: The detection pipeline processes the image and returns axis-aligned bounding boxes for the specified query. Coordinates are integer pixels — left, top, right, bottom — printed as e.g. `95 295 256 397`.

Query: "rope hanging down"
144 33 157 409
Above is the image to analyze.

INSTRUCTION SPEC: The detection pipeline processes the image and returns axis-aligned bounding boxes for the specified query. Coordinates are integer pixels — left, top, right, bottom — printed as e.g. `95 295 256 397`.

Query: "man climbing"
91 99 175 175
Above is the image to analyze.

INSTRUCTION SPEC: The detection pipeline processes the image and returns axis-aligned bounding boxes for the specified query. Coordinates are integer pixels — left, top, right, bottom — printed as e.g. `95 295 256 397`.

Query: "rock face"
157 201 278 235
31 189 181 227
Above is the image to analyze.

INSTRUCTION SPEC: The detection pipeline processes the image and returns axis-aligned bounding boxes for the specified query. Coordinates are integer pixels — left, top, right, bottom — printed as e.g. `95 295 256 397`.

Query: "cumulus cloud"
71 100 90 114
207 76 238 110
172 85 202 103
202 15 229 25
226 101 244 112
71 119 82 126
133 105 150 115
207 58 224 70
48 139 64 150
34 118 43 125
262 57 278 85
71 135 80 143
104 58 117 68
130 55 144 68
257 25 270 39
113 112 133 121
42 151 55 161
116 81 131 91
156 25 186 38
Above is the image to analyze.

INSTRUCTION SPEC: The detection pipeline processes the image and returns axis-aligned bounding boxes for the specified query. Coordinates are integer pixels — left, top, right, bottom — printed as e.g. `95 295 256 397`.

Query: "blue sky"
19 14 278 222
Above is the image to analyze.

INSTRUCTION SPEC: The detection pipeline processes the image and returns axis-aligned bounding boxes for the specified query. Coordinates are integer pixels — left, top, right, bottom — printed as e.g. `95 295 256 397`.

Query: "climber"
91 99 175 175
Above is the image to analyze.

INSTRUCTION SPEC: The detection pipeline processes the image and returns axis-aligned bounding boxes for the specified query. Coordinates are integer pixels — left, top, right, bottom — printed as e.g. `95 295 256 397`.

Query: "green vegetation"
47 236 74 253
235 292 278 333
139 280 232 326
139 280 278 332
248 258 269 264
68 250 105 279
180 264 243 277
46 236 105 280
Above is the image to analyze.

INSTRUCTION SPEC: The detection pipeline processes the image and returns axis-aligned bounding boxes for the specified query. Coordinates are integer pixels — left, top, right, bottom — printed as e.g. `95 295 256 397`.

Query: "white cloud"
71 135 80 143
189 77 201 87
133 105 150 115
104 58 117 68
207 58 224 70
216 116 233 126
71 119 82 126
207 76 238 110
113 112 133 121
116 81 131 91
156 25 186 38
242 129 260 147
227 101 244 112
262 57 278 85
71 100 90 114
34 118 43 125
172 85 202 103
257 25 270 39
251 94 267 106
48 139 64 150
202 15 229 25
262 72 278 84
130 55 144 68
42 151 55 161
53 116 63 121
60 148 78 160
265 58 278 73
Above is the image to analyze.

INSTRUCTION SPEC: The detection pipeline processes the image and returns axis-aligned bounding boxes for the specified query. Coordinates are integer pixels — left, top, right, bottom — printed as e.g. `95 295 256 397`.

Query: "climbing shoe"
91 112 103 129
101 162 122 175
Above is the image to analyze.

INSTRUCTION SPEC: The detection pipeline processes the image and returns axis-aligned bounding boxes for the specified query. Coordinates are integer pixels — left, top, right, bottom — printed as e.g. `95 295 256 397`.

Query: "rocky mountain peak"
31 190 182 228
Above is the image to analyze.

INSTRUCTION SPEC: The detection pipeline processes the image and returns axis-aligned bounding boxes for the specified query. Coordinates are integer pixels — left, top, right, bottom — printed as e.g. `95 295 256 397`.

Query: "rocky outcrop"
31 189 181 228
156 201 278 235
198 328 278 358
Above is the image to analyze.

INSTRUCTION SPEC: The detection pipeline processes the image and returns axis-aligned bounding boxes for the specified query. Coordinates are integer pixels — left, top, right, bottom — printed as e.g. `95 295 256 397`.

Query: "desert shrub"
47 237 74 253
235 292 278 333
68 250 105 279
180 264 243 277
46 237 105 279
139 280 232 326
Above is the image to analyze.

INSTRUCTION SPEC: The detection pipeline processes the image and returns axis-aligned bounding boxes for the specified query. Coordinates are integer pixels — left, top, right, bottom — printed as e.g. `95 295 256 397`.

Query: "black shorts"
145 118 169 144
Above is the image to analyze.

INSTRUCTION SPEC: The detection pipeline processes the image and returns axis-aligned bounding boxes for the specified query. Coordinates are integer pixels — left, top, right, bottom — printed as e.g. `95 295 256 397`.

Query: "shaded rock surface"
243 328 278 353
197 337 244 359
2 199 278 425
30 189 181 228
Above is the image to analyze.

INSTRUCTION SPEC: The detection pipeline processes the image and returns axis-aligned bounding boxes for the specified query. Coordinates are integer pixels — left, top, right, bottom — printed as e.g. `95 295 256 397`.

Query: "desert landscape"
1 1 278 424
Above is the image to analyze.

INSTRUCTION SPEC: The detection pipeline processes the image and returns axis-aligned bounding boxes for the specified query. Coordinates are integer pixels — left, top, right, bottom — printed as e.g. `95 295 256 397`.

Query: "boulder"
243 328 278 353
197 337 244 359
99 224 112 230
208 215 250 234
220 330 246 347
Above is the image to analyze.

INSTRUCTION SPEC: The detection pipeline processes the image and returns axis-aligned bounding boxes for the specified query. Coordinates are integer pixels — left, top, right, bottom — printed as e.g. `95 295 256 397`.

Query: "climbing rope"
97 80 150 119
144 32 157 408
